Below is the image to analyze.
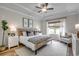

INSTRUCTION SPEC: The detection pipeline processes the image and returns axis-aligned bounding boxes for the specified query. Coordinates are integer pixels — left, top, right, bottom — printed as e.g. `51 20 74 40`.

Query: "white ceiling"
0 3 79 20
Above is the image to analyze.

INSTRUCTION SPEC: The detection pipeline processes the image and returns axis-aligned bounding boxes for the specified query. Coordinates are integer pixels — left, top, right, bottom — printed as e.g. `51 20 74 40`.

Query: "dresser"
8 36 19 49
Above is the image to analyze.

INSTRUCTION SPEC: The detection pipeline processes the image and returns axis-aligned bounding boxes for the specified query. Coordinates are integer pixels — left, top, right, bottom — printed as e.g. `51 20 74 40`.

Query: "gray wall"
40 20 47 34
0 8 41 46
41 14 79 34
0 28 3 46
65 14 79 33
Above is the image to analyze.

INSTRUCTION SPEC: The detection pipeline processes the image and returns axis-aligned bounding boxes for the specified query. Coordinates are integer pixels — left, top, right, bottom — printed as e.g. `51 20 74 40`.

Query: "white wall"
0 8 41 46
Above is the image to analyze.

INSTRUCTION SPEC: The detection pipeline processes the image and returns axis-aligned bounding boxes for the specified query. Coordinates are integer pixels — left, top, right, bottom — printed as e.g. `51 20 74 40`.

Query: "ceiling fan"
35 3 54 13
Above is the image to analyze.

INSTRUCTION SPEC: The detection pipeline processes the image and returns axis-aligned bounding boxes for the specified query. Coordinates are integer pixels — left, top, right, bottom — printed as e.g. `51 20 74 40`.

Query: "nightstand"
8 36 19 49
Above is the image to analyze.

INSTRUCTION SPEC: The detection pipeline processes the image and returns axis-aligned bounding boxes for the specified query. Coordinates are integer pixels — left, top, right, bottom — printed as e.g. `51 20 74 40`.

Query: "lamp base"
77 31 79 38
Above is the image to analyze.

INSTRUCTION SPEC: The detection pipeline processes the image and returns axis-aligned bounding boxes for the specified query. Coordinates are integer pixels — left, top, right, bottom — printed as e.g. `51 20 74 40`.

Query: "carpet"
15 40 67 56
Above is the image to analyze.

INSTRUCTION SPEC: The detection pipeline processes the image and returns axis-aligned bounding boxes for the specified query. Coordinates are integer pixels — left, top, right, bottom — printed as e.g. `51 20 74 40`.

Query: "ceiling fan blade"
35 6 41 9
41 3 45 8
47 8 54 10
38 10 41 13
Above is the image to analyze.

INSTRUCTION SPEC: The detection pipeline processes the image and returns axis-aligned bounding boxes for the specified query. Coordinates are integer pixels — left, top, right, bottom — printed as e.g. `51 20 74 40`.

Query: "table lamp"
75 24 79 38
9 24 16 36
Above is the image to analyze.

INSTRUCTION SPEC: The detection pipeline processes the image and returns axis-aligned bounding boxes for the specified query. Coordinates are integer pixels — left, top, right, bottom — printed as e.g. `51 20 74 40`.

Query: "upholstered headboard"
17 27 37 36
17 28 23 36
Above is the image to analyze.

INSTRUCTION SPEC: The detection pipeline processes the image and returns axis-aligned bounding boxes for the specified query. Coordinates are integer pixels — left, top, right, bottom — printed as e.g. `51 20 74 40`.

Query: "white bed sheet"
20 36 36 51
20 35 50 51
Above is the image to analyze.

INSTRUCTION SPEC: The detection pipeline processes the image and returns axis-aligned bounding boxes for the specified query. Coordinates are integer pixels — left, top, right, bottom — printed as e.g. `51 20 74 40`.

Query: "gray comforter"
28 35 51 44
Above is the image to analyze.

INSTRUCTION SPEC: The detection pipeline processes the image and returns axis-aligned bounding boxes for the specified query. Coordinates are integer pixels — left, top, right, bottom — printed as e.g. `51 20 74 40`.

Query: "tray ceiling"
0 3 79 20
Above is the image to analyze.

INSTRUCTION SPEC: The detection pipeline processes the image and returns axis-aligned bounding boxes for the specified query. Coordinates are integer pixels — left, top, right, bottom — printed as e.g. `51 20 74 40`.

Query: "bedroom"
0 3 79 56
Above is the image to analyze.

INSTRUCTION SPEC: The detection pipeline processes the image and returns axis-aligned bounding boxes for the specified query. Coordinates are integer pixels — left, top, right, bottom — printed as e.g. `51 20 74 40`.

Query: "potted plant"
0 20 8 52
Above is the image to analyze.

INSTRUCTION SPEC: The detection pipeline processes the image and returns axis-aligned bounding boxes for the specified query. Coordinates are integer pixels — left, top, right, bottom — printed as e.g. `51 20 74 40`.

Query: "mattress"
19 35 51 51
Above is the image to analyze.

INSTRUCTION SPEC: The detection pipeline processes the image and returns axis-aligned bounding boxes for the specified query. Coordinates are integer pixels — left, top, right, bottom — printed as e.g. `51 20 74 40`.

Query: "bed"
19 35 52 55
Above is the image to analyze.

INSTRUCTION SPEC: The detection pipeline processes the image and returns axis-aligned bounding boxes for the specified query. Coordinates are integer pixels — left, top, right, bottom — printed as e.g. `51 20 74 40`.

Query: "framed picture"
23 18 29 27
28 19 33 28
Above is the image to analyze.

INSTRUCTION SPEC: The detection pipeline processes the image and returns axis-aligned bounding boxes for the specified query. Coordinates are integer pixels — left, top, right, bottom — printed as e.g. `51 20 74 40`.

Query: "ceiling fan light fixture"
42 8 47 12
36 3 54 13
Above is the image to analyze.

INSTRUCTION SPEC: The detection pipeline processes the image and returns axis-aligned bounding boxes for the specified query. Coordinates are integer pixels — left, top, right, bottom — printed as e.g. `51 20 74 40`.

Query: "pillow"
28 32 34 36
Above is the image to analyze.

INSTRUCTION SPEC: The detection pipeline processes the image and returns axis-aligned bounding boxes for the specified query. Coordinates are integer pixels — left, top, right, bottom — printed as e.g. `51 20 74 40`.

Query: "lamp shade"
75 24 79 38
9 24 16 32
75 24 79 30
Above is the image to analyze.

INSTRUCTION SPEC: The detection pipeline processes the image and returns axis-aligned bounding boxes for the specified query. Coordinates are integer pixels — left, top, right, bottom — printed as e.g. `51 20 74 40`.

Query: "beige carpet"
15 40 67 56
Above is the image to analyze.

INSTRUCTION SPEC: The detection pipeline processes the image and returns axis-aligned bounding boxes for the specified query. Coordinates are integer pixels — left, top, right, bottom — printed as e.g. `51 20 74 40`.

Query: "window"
47 18 65 36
